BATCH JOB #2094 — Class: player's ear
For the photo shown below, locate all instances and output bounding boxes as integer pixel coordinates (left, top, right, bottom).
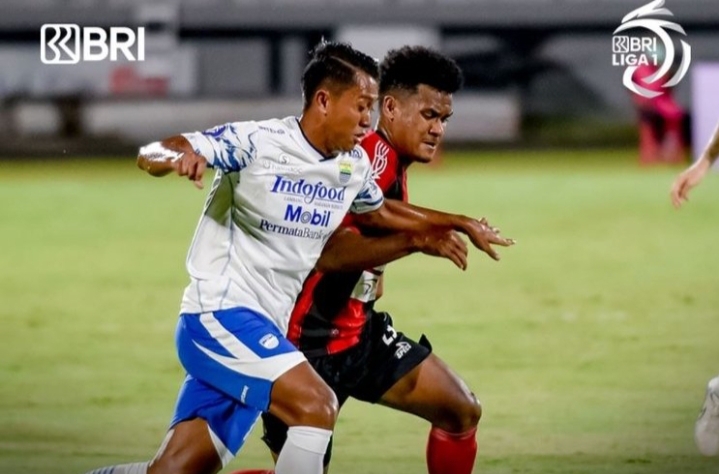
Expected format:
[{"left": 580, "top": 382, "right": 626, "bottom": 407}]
[
  {"left": 312, "top": 89, "right": 331, "bottom": 116},
  {"left": 382, "top": 95, "right": 397, "bottom": 120}
]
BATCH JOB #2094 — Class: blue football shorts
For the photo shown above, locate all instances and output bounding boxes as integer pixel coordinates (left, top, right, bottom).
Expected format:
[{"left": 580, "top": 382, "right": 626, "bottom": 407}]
[{"left": 170, "top": 306, "right": 305, "bottom": 464}]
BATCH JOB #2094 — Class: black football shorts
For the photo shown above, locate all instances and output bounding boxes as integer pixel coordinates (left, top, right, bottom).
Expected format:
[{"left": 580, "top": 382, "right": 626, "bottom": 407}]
[{"left": 261, "top": 310, "right": 432, "bottom": 462}]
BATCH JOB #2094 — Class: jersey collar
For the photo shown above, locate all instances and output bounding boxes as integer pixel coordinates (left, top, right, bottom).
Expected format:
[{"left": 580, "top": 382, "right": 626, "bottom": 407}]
[{"left": 294, "top": 117, "right": 338, "bottom": 161}]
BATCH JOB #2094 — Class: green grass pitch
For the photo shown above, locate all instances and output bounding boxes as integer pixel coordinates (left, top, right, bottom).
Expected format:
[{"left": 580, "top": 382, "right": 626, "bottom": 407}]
[{"left": 1, "top": 149, "right": 718, "bottom": 474}]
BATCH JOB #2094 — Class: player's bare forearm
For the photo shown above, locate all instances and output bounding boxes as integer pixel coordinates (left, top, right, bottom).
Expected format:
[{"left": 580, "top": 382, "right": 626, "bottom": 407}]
[
  {"left": 316, "top": 226, "right": 418, "bottom": 273},
  {"left": 355, "top": 199, "right": 514, "bottom": 261},
  {"left": 356, "top": 199, "right": 493, "bottom": 243},
  {"left": 137, "top": 136, "right": 189, "bottom": 176},
  {"left": 317, "top": 225, "right": 469, "bottom": 271},
  {"left": 137, "top": 136, "right": 208, "bottom": 188},
  {"left": 353, "top": 199, "right": 460, "bottom": 233},
  {"left": 701, "top": 122, "right": 719, "bottom": 164}
]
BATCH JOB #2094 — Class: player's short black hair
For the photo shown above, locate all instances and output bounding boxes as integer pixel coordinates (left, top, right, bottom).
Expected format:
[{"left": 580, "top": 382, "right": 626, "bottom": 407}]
[
  {"left": 379, "top": 46, "right": 463, "bottom": 97},
  {"left": 301, "top": 40, "right": 379, "bottom": 110}
]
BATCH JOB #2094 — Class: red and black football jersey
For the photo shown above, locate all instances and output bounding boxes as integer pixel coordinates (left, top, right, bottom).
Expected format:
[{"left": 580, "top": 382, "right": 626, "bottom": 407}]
[{"left": 286, "top": 131, "right": 408, "bottom": 356}]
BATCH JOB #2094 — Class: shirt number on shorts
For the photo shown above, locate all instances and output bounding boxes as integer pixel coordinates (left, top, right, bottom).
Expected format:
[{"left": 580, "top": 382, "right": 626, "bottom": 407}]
[{"left": 382, "top": 325, "right": 398, "bottom": 346}]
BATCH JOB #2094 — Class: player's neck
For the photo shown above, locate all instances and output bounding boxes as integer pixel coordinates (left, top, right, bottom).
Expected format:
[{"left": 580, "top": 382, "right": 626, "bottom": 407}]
[
  {"left": 376, "top": 122, "right": 412, "bottom": 167},
  {"left": 298, "top": 114, "right": 335, "bottom": 159},
  {"left": 376, "top": 122, "right": 396, "bottom": 150}
]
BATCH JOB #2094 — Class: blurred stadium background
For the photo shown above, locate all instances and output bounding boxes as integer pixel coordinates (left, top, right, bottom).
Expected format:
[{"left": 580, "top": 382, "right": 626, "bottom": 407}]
[
  {"left": 3, "top": 2, "right": 719, "bottom": 474},
  {"left": 1, "top": 0, "right": 718, "bottom": 154}
]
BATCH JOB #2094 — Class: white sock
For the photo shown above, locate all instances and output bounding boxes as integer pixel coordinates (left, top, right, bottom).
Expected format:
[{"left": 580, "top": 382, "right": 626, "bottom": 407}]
[
  {"left": 85, "top": 462, "right": 149, "bottom": 474},
  {"left": 274, "top": 426, "right": 332, "bottom": 474}
]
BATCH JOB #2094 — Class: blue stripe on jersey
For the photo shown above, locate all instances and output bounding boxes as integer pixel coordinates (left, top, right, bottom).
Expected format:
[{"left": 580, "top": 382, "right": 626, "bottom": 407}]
[
  {"left": 221, "top": 139, "right": 242, "bottom": 171},
  {"left": 198, "top": 126, "right": 258, "bottom": 173}
]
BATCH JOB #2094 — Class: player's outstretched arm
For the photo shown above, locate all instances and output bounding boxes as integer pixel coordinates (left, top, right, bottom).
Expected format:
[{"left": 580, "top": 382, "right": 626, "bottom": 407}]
[
  {"left": 316, "top": 226, "right": 469, "bottom": 272},
  {"left": 137, "top": 136, "right": 208, "bottom": 189},
  {"left": 671, "top": 122, "right": 719, "bottom": 208},
  {"left": 353, "top": 198, "right": 515, "bottom": 261}
]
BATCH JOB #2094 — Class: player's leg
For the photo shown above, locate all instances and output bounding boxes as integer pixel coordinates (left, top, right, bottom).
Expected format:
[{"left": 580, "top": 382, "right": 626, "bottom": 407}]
[
  {"left": 267, "top": 362, "right": 337, "bottom": 474},
  {"left": 230, "top": 413, "right": 334, "bottom": 474},
  {"left": 696, "top": 374, "right": 719, "bottom": 456},
  {"left": 176, "top": 307, "right": 337, "bottom": 474},
  {"left": 85, "top": 374, "right": 256, "bottom": 474},
  {"left": 349, "top": 311, "right": 480, "bottom": 474},
  {"left": 233, "top": 350, "right": 356, "bottom": 474},
  {"left": 83, "top": 420, "right": 221, "bottom": 474},
  {"left": 88, "top": 308, "right": 335, "bottom": 474},
  {"left": 145, "top": 375, "right": 260, "bottom": 474},
  {"left": 380, "top": 353, "right": 480, "bottom": 474},
  {"left": 86, "top": 463, "right": 149, "bottom": 474}
]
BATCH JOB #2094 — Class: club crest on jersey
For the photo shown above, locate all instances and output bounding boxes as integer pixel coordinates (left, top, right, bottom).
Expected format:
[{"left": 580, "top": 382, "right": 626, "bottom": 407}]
[{"left": 338, "top": 158, "right": 353, "bottom": 185}]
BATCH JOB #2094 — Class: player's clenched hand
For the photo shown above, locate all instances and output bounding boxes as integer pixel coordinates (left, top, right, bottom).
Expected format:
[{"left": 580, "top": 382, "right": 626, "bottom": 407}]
[
  {"left": 412, "top": 229, "right": 469, "bottom": 270},
  {"left": 174, "top": 151, "right": 208, "bottom": 190},
  {"left": 457, "top": 217, "right": 515, "bottom": 261},
  {"left": 670, "top": 157, "right": 711, "bottom": 208}
]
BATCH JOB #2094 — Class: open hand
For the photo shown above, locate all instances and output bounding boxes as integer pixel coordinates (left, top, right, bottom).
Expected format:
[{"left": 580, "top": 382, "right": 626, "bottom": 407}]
[
  {"left": 458, "top": 217, "right": 515, "bottom": 261},
  {"left": 413, "top": 229, "right": 469, "bottom": 270},
  {"left": 671, "top": 158, "right": 711, "bottom": 208}
]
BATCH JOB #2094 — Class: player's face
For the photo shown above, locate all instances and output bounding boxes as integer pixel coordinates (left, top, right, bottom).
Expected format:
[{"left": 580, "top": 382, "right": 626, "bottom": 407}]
[
  {"left": 326, "top": 72, "right": 378, "bottom": 154},
  {"left": 389, "top": 84, "right": 453, "bottom": 163}
]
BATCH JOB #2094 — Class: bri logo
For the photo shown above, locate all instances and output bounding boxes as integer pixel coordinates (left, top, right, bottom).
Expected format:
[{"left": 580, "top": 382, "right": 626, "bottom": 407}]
[
  {"left": 41, "top": 24, "right": 145, "bottom": 64},
  {"left": 284, "top": 204, "right": 332, "bottom": 227},
  {"left": 271, "top": 175, "right": 346, "bottom": 204}
]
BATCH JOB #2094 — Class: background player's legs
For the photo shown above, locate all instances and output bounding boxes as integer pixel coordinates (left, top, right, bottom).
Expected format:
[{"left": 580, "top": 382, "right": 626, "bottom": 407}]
[{"left": 379, "top": 354, "right": 481, "bottom": 474}]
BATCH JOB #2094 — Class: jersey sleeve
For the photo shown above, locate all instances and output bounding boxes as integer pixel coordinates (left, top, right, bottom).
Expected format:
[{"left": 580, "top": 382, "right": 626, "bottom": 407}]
[
  {"left": 350, "top": 163, "right": 384, "bottom": 214},
  {"left": 182, "top": 121, "right": 260, "bottom": 173}
]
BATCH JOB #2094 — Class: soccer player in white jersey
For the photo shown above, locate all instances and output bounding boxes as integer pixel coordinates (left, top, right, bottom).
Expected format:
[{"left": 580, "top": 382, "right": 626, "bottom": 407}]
[
  {"left": 671, "top": 121, "right": 719, "bottom": 456},
  {"left": 84, "top": 41, "right": 513, "bottom": 474}
]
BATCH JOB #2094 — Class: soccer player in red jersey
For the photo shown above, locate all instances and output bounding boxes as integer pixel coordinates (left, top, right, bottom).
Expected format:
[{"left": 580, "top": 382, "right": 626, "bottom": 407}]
[{"left": 235, "top": 46, "right": 490, "bottom": 474}]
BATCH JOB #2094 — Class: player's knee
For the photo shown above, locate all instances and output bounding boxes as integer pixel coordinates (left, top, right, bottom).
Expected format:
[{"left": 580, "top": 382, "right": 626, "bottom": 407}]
[
  {"left": 288, "top": 384, "right": 339, "bottom": 429},
  {"left": 309, "top": 385, "right": 339, "bottom": 427},
  {"left": 444, "top": 392, "right": 482, "bottom": 433},
  {"left": 464, "top": 394, "right": 482, "bottom": 428}
]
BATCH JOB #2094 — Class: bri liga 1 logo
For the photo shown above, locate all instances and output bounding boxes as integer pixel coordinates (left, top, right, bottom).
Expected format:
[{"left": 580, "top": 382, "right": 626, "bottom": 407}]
[{"left": 612, "top": 0, "right": 691, "bottom": 99}]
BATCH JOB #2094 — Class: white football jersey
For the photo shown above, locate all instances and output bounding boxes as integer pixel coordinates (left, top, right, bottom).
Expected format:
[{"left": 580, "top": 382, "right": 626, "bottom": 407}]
[{"left": 179, "top": 117, "right": 383, "bottom": 334}]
